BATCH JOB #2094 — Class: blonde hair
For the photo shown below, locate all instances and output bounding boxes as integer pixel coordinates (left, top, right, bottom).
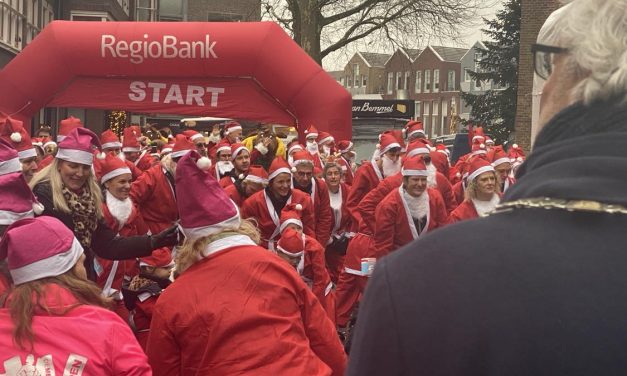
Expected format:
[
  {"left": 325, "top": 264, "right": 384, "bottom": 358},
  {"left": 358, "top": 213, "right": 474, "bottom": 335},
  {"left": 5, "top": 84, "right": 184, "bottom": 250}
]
[
  {"left": 175, "top": 219, "right": 261, "bottom": 275},
  {"left": 464, "top": 171, "right": 501, "bottom": 201},
  {"left": 6, "top": 267, "right": 111, "bottom": 351},
  {"left": 29, "top": 159, "right": 103, "bottom": 218}
]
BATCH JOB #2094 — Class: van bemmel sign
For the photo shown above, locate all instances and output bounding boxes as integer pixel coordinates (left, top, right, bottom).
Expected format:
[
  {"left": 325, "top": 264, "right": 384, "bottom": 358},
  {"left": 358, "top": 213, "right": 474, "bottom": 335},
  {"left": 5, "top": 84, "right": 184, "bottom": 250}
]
[{"left": 352, "top": 100, "right": 415, "bottom": 119}]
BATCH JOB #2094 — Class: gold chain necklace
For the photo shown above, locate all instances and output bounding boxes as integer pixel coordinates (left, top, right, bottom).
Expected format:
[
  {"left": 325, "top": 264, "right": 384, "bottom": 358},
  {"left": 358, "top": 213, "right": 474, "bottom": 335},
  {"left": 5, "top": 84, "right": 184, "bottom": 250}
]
[{"left": 492, "top": 197, "right": 627, "bottom": 215}]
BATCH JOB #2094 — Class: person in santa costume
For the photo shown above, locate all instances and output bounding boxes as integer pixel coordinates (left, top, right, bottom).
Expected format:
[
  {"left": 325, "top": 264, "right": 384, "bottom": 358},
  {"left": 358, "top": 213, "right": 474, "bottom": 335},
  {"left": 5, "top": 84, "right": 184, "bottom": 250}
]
[
  {"left": 404, "top": 120, "right": 428, "bottom": 144},
  {"left": 122, "top": 126, "right": 157, "bottom": 172},
  {"left": 0, "top": 216, "right": 151, "bottom": 375},
  {"left": 93, "top": 154, "right": 152, "bottom": 319},
  {"left": 211, "top": 141, "right": 235, "bottom": 180},
  {"left": 304, "top": 125, "right": 325, "bottom": 171},
  {"left": 291, "top": 150, "right": 333, "bottom": 246},
  {"left": 448, "top": 158, "right": 501, "bottom": 223},
  {"left": 221, "top": 120, "right": 243, "bottom": 144},
  {"left": 37, "top": 116, "right": 81, "bottom": 171},
  {"left": 277, "top": 222, "right": 336, "bottom": 323},
  {"left": 488, "top": 146, "right": 516, "bottom": 193},
  {"left": 30, "top": 128, "right": 178, "bottom": 281},
  {"left": 373, "top": 155, "right": 448, "bottom": 256},
  {"left": 182, "top": 129, "right": 208, "bottom": 157},
  {"left": 451, "top": 142, "right": 490, "bottom": 205},
  {"left": 146, "top": 151, "right": 346, "bottom": 376},
  {"left": 317, "top": 131, "right": 335, "bottom": 161},
  {"left": 286, "top": 139, "right": 304, "bottom": 165},
  {"left": 241, "top": 157, "right": 315, "bottom": 249},
  {"left": 130, "top": 134, "right": 194, "bottom": 238},
  {"left": 0, "top": 115, "right": 38, "bottom": 183},
  {"left": 99, "top": 129, "right": 143, "bottom": 180},
  {"left": 219, "top": 142, "right": 251, "bottom": 188},
  {"left": 123, "top": 248, "right": 173, "bottom": 351},
  {"left": 322, "top": 159, "right": 353, "bottom": 284},
  {"left": 508, "top": 143, "right": 526, "bottom": 175},
  {"left": 224, "top": 165, "right": 268, "bottom": 208},
  {"left": 335, "top": 140, "right": 356, "bottom": 186}
]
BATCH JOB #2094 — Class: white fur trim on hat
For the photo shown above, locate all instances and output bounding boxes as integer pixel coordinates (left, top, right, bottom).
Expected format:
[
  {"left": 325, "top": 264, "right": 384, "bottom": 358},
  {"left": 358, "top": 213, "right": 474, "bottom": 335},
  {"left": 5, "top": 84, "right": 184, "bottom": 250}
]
[
  {"left": 279, "top": 218, "right": 303, "bottom": 233},
  {"left": 492, "top": 158, "right": 511, "bottom": 167},
  {"left": 170, "top": 149, "right": 192, "bottom": 159},
  {"left": 139, "top": 259, "right": 175, "bottom": 268},
  {"left": 17, "top": 148, "right": 37, "bottom": 160},
  {"left": 0, "top": 157, "right": 22, "bottom": 176},
  {"left": 408, "top": 129, "right": 425, "bottom": 138},
  {"left": 269, "top": 167, "right": 291, "bottom": 181},
  {"left": 243, "top": 174, "right": 268, "bottom": 185},
  {"left": 276, "top": 245, "right": 304, "bottom": 257},
  {"left": 56, "top": 135, "right": 66, "bottom": 142},
  {"left": 306, "top": 133, "right": 318, "bottom": 139},
  {"left": 122, "top": 146, "right": 141, "bottom": 153},
  {"left": 102, "top": 141, "right": 122, "bottom": 149},
  {"left": 471, "top": 149, "right": 487, "bottom": 156},
  {"left": 467, "top": 165, "right": 495, "bottom": 183},
  {"left": 472, "top": 135, "right": 485, "bottom": 142},
  {"left": 56, "top": 148, "right": 95, "bottom": 166},
  {"left": 181, "top": 204, "right": 242, "bottom": 240},
  {"left": 406, "top": 147, "right": 430, "bottom": 158},
  {"left": 292, "top": 158, "right": 314, "bottom": 167},
  {"left": 224, "top": 125, "right": 242, "bottom": 135},
  {"left": 10, "top": 236, "right": 83, "bottom": 285},
  {"left": 318, "top": 136, "right": 334, "bottom": 145},
  {"left": 43, "top": 141, "right": 57, "bottom": 149},
  {"left": 217, "top": 145, "right": 231, "bottom": 154},
  {"left": 339, "top": 142, "right": 353, "bottom": 154},
  {"left": 288, "top": 144, "right": 303, "bottom": 154},
  {"left": 231, "top": 146, "right": 248, "bottom": 160},
  {"left": 255, "top": 143, "right": 269, "bottom": 155},
  {"left": 381, "top": 142, "right": 401, "bottom": 155},
  {"left": 0, "top": 208, "right": 34, "bottom": 225},
  {"left": 190, "top": 133, "right": 204, "bottom": 141},
  {"left": 101, "top": 167, "right": 132, "bottom": 184},
  {"left": 401, "top": 168, "right": 429, "bottom": 177}
]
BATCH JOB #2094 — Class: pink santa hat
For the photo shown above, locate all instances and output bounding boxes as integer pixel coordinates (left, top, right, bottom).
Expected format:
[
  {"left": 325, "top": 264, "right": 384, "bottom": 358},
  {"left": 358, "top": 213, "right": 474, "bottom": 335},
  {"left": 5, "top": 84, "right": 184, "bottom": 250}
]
[
  {"left": 175, "top": 151, "right": 241, "bottom": 240},
  {"left": 0, "top": 114, "right": 37, "bottom": 160},
  {"left": 57, "top": 116, "right": 83, "bottom": 142},
  {"left": 0, "top": 216, "right": 83, "bottom": 285},
  {"left": 277, "top": 227, "right": 305, "bottom": 257},
  {"left": 0, "top": 172, "right": 44, "bottom": 225},
  {"left": 0, "top": 138, "right": 22, "bottom": 176},
  {"left": 56, "top": 127, "right": 103, "bottom": 166}
]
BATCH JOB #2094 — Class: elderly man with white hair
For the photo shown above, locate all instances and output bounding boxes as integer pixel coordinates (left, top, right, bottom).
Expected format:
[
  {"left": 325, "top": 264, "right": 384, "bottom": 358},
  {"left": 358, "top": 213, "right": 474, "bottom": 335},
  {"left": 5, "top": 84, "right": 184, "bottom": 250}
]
[{"left": 348, "top": 1, "right": 627, "bottom": 375}]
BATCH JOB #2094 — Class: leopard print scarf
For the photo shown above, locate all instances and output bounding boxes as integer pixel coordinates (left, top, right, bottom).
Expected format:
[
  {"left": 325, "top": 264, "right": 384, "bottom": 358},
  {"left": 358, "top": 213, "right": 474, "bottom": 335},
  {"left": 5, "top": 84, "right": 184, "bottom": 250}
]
[{"left": 62, "top": 186, "right": 98, "bottom": 248}]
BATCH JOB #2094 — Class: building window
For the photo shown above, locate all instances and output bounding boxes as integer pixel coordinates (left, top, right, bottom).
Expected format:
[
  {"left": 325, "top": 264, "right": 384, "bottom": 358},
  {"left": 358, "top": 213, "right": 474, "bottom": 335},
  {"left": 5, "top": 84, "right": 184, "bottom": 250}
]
[
  {"left": 396, "top": 72, "right": 402, "bottom": 91},
  {"left": 136, "top": 0, "right": 157, "bottom": 21},
  {"left": 424, "top": 70, "right": 431, "bottom": 93},
  {"left": 447, "top": 70, "right": 456, "bottom": 91},
  {"left": 340, "top": 77, "right": 345, "bottom": 87},
  {"left": 348, "top": 77, "right": 352, "bottom": 87},
  {"left": 1, "top": 0, "right": 24, "bottom": 50},
  {"left": 415, "top": 71, "right": 422, "bottom": 93},
  {"left": 387, "top": 72, "right": 394, "bottom": 94},
  {"left": 353, "top": 64, "right": 360, "bottom": 88},
  {"left": 432, "top": 100, "right": 439, "bottom": 136},
  {"left": 207, "top": 11, "right": 243, "bottom": 21},
  {"left": 442, "top": 100, "right": 448, "bottom": 135},
  {"left": 362, "top": 75, "right": 367, "bottom": 87},
  {"left": 433, "top": 69, "right": 440, "bottom": 93},
  {"left": 404, "top": 71, "right": 411, "bottom": 90},
  {"left": 414, "top": 101, "right": 421, "bottom": 118},
  {"left": 159, "top": 0, "right": 185, "bottom": 21},
  {"left": 70, "top": 11, "right": 111, "bottom": 21},
  {"left": 464, "top": 68, "right": 471, "bottom": 82},
  {"left": 423, "top": 101, "right": 430, "bottom": 136}
]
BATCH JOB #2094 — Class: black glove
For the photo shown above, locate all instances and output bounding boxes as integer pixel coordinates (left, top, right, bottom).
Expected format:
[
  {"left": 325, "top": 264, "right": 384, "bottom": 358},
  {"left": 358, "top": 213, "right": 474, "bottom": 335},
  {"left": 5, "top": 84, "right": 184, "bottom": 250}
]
[{"left": 150, "top": 225, "right": 179, "bottom": 249}]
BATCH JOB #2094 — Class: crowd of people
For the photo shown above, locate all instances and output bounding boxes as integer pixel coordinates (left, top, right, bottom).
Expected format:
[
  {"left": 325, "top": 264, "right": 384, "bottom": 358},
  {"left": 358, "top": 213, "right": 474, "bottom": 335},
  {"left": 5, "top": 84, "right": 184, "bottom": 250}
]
[{"left": 0, "top": 105, "right": 523, "bottom": 375}]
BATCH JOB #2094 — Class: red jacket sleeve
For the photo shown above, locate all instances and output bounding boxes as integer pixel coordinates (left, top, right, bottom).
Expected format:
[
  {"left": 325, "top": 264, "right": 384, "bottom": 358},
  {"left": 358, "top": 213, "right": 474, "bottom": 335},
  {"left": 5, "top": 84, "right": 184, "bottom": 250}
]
[
  {"left": 429, "top": 189, "right": 449, "bottom": 230},
  {"left": 315, "top": 180, "right": 333, "bottom": 246},
  {"left": 130, "top": 168, "right": 156, "bottom": 206},
  {"left": 126, "top": 160, "right": 144, "bottom": 181},
  {"left": 147, "top": 303, "right": 182, "bottom": 376},
  {"left": 240, "top": 194, "right": 258, "bottom": 220},
  {"left": 300, "top": 195, "right": 316, "bottom": 239},
  {"left": 374, "top": 199, "right": 397, "bottom": 257},
  {"left": 346, "top": 166, "right": 370, "bottom": 228},
  {"left": 436, "top": 173, "right": 458, "bottom": 214},
  {"left": 358, "top": 176, "right": 398, "bottom": 235},
  {"left": 109, "top": 315, "right": 153, "bottom": 375}
]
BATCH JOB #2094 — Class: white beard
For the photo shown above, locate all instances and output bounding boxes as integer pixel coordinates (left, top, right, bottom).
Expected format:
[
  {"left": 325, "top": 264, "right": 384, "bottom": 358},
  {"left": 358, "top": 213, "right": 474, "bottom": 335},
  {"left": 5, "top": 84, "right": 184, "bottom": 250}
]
[
  {"left": 217, "top": 161, "right": 234, "bottom": 175},
  {"left": 106, "top": 190, "right": 133, "bottom": 227},
  {"left": 307, "top": 141, "right": 318, "bottom": 155},
  {"left": 472, "top": 194, "right": 500, "bottom": 217},
  {"left": 426, "top": 163, "right": 438, "bottom": 188},
  {"left": 382, "top": 155, "right": 401, "bottom": 177},
  {"left": 404, "top": 189, "right": 429, "bottom": 220},
  {"left": 322, "top": 145, "right": 331, "bottom": 156}
]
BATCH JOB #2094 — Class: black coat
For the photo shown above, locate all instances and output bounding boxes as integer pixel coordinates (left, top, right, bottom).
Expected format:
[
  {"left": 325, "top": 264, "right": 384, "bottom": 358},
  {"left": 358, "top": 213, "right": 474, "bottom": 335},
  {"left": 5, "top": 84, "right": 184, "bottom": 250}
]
[
  {"left": 32, "top": 182, "right": 153, "bottom": 280},
  {"left": 348, "top": 99, "right": 627, "bottom": 375}
]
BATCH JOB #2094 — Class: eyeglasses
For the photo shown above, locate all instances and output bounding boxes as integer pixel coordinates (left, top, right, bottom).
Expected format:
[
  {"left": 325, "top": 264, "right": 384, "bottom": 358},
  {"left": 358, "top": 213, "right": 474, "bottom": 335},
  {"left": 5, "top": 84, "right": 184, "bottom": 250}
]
[
  {"left": 531, "top": 43, "right": 568, "bottom": 80},
  {"left": 195, "top": 143, "right": 207, "bottom": 149}
]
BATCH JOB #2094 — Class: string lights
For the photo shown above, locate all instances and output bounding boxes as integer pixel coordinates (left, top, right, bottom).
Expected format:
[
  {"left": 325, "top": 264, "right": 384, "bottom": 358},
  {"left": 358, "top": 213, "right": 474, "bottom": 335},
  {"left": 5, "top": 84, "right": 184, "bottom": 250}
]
[{"left": 107, "top": 110, "right": 127, "bottom": 136}]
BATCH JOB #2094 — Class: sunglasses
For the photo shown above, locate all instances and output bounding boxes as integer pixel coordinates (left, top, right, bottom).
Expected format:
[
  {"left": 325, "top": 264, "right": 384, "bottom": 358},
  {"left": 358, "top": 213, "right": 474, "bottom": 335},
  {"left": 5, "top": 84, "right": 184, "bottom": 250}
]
[{"left": 531, "top": 43, "right": 568, "bottom": 80}]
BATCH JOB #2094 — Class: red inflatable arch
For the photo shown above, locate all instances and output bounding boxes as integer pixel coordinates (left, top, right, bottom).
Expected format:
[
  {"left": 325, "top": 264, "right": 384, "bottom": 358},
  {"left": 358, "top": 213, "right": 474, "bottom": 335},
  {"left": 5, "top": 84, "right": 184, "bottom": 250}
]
[{"left": 0, "top": 21, "right": 352, "bottom": 140}]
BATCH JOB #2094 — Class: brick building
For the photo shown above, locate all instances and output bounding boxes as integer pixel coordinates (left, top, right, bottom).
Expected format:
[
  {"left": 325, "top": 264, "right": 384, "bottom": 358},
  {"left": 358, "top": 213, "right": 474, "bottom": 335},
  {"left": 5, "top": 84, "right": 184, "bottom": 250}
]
[
  {"left": 382, "top": 47, "right": 421, "bottom": 100},
  {"left": 341, "top": 52, "right": 390, "bottom": 97},
  {"left": 514, "top": 0, "right": 561, "bottom": 151}
]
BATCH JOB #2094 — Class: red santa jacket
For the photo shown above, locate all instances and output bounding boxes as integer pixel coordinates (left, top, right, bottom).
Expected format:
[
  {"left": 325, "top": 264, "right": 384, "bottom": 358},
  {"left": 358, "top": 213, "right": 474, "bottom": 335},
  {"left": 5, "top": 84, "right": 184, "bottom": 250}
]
[
  {"left": 130, "top": 164, "right": 178, "bottom": 235},
  {"left": 374, "top": 187, "right": 448, "bottom": 257},
  {"left": 452, "top": 180, "right": 465, "bottom": 207},
  {"left": 146, "top": 236, "right": 346, "bottom": 376},
  {"left": 447, "top": 199, "right": 479, "bottom": 224},
  {"left": 294, "top": 177, "right": 333, "bottom": 246},
  {"left": 346, "top": 161, "right": 383, "bottom": 232},
  {"left": 37, "top": 154, "right": 54, "bottom": 171},
  {"left": 300, "top": 235, "right": 335, "bottom": 323},
  {"left": 336, "top": 156, "right": 354, "bottom": 186},
  {"left": 0, "top": 273, "right": 9, "bottom": 297},
  {"left": 241, "top": 189, "right": 316, "bottom": 249},
  {"left": 135, "top": 151, "right": 157, "bottom": 172},
  {"left": 219, "top": 175, "right": 235, "bottom": 189},
  {"left": 224, "top": 184, "right": 245, "bottom": 208},
  {"left": 0, "top": 284, "right": 151, "bottom": 375}
]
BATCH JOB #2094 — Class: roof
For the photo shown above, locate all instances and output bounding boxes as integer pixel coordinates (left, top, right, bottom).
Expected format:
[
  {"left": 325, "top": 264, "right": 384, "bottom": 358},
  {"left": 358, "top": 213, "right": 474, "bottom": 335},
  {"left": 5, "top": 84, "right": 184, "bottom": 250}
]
[
  {"left": 404, "top": 48, "right": 423, "bottom": 61},
  {"left": 357, "top": 52, "right": 392, "bottom": 67},
  {"left": 430, "top": 46, "right": 469, "bottom": 62}
]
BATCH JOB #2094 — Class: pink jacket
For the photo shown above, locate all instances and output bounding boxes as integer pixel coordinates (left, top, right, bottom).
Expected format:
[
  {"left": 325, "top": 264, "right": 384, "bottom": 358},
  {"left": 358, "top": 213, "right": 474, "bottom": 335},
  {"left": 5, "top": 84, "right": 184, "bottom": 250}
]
[{"left": 0, "top": 284, "right": 151, "bottom": 375}]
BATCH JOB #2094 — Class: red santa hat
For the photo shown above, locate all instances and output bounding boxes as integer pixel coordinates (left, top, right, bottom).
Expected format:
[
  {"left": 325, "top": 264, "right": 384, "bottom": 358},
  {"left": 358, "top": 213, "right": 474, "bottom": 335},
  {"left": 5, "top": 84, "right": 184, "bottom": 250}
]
[
  {"left": 277, "top": 227, "right": 304, "bottom": 257},
  {"left": 223, "top": 121, "right": 242, "bottom": 135},
  {"left": 488, "top": 147, "right": 511, "bottom": 167},
  {"left": 508, "top": 143, "right": 526, "bottom": 162},
  {"left": 215, "top": 141, "right": 231, "bottom": 157},
  {"left": 401, "top": 155, "right": 428, "bottom": 177},
  {"left": 317, "top": 131, "right": 334, "bottom": 145},
  {"left": 175, "top": 151, "right": 241, "bottom": 240},
  {"left": 287, "top": 140, "right": 304, "bottom": 155},
  {"left": 0, "top": 216, "right": 83, "bottom": 285},
  {"left": 0, "top": 114, "right": 37, "bottom": 160},
  {"left": 467, "top": 157, "right": 495, "bottom": 183},
  {"left": 406, "top": 120, "right": 425, "bottom": 139},
  {"left": 0, "top": 172, "right": 43, "bottom": 225},
  {"left": 243, "top": 165, "right": 269, "bottom": 185},
  {"left": 42, "top": 137, "right": 57, "bottom": 150},
  {"left": 57, "top": 116, "right": 83, "bottom": 142},
  {"left": 268, "top": 157, "right": 292, "bottom": 180},
  {"left": 436, "top": 144, "right": 449, "bottom": 155},
  {"left": 336, "top": 140, "right": 353, "bottom": 154},
  {"left": 139, "top": 248, "right": 174, "bottom": 268},
  {"left": 472, "top": 126, "right": 486, "bottom": 143},
  {"left": 122, "top": 126, "right": 141, "bottom": 153},
  {"left": 291, "top": 150, "right": 314, "bottom": 168},
  {"left": 0, "top": 138, "right": 21, "bottom": 176},
  {"left": 230, "top": 143, "right": 248, "bottom": 160},
  {"left": 182, "top": 130, "right": 205, "bottom": 142},
  {"left": 379, "top": 132, "right": 401, "bottom": 155},
  {"left": 485, "top": 136, "right": 495, "bottom": 146},
  {"left": 406, "top": 139, "right": 431, "bottom": 158},
  {"left": 279, "top": 203, "right": 303, "bottom": 233},
  {"left": 171, "top": 134, "right": 196, "bottom": 159},
  {"left": 56, "top": 128, "right": 103, "bottom": 166},
  {"left": 97, "top": 153, "right": 132, "bottom": 184},
  {"left": 304, "top": 125, "right": 319, "bottom": 139},
  {"left": 471, "top": 141, "right": 487, "bottom": 156},
  {"left": 100, "top": 129, "right": 122, "bottom": 150}
]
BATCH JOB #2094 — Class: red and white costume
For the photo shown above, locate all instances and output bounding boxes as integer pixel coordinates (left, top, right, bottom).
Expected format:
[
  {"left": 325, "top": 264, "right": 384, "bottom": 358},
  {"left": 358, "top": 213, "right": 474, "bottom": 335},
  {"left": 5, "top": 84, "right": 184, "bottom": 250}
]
[
  {"left": 448, "top": 158, "right": 501, "bottom": 224},
  {"left": 325, "top": 182, "right": 352, "bottom": 284},
  {"left": 130, "top": 164, "right": 177, "bottom": 235},
  {"left": 336, "top": 140, "right": 355, "bottom": 186}
]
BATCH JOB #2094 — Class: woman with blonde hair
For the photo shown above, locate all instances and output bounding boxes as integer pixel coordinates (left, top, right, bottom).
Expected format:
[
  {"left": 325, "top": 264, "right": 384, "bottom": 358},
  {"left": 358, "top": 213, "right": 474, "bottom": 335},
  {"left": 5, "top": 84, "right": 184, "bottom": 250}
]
[
  {"left": 0, "top": 216, "right": 150, "bottom": 375},
  {"left": 147, "top": 151, "right": 346, "bottom": 376},
  {"left": 30, "top": 127, "right": 178, "bottom": 280},
  {"left": 447, "top": 157, "right": 501, "bottom": 224}
]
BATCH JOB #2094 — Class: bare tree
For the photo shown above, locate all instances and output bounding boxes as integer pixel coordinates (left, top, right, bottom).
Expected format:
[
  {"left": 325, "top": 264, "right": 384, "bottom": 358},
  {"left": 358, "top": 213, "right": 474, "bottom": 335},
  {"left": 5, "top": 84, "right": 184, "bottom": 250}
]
[{"left": 263, "top": 0, "right": 487, "bottom": 65}]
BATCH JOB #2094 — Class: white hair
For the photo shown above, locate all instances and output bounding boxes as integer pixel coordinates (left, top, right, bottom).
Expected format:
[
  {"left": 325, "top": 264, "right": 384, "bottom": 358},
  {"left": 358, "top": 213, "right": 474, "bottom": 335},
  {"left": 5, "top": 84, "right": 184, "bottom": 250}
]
[{"left": 550, "top": 0, "right": 627, "bottom": 104}]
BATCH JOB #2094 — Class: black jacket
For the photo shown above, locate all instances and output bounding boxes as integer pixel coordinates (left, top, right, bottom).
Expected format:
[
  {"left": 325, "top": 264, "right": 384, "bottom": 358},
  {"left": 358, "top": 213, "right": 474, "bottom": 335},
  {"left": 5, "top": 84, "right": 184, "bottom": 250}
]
[
  {"left": 32, "top": 182, "right": 153, "bottom": 280},
  {"left": 347, "top": 99, "right": 627, "bottom": 375}
]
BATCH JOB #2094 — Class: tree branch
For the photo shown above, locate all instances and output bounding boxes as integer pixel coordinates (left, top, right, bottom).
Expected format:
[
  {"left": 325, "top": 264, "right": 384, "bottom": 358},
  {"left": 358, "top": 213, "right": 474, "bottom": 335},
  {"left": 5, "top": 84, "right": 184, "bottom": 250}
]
[{"left": 321, "top": 0, "right": 386, "bottom": 26}]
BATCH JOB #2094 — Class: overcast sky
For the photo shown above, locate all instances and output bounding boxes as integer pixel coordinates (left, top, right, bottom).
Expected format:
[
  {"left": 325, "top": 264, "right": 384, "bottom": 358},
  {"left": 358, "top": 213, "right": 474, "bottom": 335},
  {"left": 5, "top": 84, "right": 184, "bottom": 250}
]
[{"left": 322, "top": 1, "right": 506, "bottom": 71}]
